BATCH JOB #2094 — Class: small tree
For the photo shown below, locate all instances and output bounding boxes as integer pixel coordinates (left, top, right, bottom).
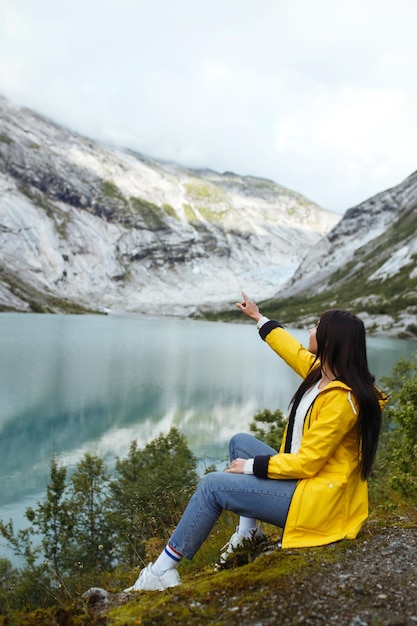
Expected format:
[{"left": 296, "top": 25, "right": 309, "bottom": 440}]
[
  {"left": 0, "top": 457, "right": 70, "bottom": 596},
  {"left": 0, "top": 452, "right": 113, "bottom": 607},
  {"left": 249, "top": 407, "right": 287, "bottom": 451},
  {"left": 109, "top": 427, "right": 198, "bottom": 565},
  {"left": 65, "top": 453, "right": 113, "bottom": 572},
  {"left": 0, "top": 558, "right": 17, "bottom": 614},
  {"left": 0, "top": 456, "right": 74, "bottom": 611},
  {"left": 25, "top": 457, "right": 73, "bottom": 576}
]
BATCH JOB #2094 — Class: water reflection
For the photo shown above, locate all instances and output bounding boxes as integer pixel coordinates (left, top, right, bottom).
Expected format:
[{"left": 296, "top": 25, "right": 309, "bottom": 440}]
[{"left": 0, "top": 313, "right": 415, "bottom": 543}]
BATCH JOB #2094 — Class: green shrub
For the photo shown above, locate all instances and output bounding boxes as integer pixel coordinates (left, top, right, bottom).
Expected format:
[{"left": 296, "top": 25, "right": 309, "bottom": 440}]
[
  {"left": 248, "top": 407, "right": 287, "bottom": 451},
  {"left": 0, "top": 428, "right": 198, "bottom": 613},
  {"left": 108, "top": 428, "right": 198, "bottom": 566},
  {"left": 371, "top": 353, "right": 417, "bottom": 511}
]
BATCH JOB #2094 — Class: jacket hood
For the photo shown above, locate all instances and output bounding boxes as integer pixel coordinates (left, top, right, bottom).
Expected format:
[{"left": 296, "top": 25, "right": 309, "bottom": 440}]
[{"left": 321, "top": 380, "right": 389, "bottom": 411}]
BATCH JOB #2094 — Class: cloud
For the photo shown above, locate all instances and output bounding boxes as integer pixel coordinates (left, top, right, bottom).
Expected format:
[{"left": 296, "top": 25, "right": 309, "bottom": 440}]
[{"left": 1, "top": 0, "right": 417, "bottom": 212}]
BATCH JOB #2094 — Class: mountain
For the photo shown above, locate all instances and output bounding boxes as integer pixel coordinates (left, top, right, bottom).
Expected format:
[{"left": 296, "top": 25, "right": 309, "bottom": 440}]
[
  {"left": 0, "top": 95, "right": 339, "bottom": 316},
  {"left": 259, "top": 170, "right": 417, "bottom": 338}
]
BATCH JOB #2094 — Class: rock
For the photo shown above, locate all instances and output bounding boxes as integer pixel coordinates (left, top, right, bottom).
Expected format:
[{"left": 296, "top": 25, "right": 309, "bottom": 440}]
[{"left": 81, "top": 586, "right": 130, "bottom": 616}]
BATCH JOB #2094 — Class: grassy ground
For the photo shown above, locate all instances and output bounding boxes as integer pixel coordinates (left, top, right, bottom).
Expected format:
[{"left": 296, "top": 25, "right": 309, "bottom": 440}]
[{"left": 2, "top": 510, "right": 416, "bottom": 626}]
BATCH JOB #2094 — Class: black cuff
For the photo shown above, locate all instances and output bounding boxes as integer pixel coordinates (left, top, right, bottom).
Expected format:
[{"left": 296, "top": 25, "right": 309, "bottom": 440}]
[
  {"left": 259, "top": 320, "right": 283, "bottom": 341},
  {"left": 253, "top": 455, "right": 271, "bottom": 479}
]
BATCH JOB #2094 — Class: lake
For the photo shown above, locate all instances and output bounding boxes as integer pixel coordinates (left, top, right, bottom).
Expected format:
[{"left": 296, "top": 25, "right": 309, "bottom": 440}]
[{"left": 0, "top": 313, "right": 415, "bottom": 560}]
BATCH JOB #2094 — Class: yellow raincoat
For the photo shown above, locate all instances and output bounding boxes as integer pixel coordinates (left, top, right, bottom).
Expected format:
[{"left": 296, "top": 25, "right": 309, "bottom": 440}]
[{"left": 261, "top": 325, "right": 387, "bottom": 549}]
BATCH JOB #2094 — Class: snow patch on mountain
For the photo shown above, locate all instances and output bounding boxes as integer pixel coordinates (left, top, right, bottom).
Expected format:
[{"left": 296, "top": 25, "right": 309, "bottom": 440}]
[{"left": 369, "top": 244, "right": 415, "bottom": 281}]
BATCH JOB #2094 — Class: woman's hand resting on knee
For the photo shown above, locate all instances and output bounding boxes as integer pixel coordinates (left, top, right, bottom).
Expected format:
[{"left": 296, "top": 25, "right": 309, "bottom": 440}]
[{"left": 226, "top": 458, "right": 246, "bottom": 473}]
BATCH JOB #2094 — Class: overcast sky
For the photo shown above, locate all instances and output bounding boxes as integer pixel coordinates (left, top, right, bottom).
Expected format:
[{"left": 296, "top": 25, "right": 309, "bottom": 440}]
[{"left": 1, "top": 0, "right": 417, "bottom": 213}]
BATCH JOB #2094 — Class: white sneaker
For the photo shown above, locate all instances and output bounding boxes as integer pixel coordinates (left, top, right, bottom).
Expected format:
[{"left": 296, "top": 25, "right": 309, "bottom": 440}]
[
  {"left": 123, "top": 563, "right": 181, "bottom": 592},
  {"left": 219, "top": 525, "right": 266, "bottom": 564}
]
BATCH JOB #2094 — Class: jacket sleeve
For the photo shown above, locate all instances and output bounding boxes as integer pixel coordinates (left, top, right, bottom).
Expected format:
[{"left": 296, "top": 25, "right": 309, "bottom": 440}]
[
  {"left": 260, "top": 325, "right": 318, "bottom": 379},
  {"left": 254, "top": 389, "right": 359, "bottom": 480}
]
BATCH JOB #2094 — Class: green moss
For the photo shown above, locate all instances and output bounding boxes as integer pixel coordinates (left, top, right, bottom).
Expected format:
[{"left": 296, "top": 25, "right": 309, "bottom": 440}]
[
  {"left": 185, "top": 181, "right": 228, "bottom": 204},
  {"left": 162, "top": 203, "right": 178, "bottom": 219},
  {"left": 17, "top": 183, "right": 70, "bottom": 237},
  {"left": 181, "top": 206, "right": 220, "bottom": 228},
  {"left": 0, "top": 267, "right": 102, "bottom": 315},
  {"left": 105, "top": 535, "right": 359, "bottom": 625},
  {"left": 45, "top": 298, "right": 103, "bottom": 315},
  {"left": 182, "top": 180, "right": 230, "bottom": 225},
  {"left": 29, "top": 301, "right": 47, "bottom": 313},
  {"left": 101, "top": 180, "right": 127, "bottom": 205},
  {"left": 198, "top": 205, "right": 227, "bottom": 222},
  {"left": 130, "top": 196, "right": 168, "bottom": 230},
  {"left": 183, "top": 203, "right": 199, "bottom": 223},
  {"left": 29, "top": 297, "right": 102, "bottom": 315},
  {"left": 0, "top": 132, "right": 13, "bottom": 144},
  {"left": 101, "top": 180, "right": 118, "bottom": 197}
]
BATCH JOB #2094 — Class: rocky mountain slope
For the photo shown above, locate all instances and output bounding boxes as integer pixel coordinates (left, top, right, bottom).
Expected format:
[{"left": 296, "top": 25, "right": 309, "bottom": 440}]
[
  {"left": 0, "top": 95, "right": 339, "bottom": 316},
  {"left": 263, "top": 170, "right": 417, "bottom": 338}
]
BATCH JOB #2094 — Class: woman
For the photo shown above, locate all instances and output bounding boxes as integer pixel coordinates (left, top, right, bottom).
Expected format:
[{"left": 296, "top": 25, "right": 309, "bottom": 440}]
[{"left": 124, "top": 292, "right": 388, "bottom": 592}]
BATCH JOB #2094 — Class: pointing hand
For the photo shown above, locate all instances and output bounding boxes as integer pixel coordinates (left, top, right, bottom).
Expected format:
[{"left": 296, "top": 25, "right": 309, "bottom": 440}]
[{"left": 236, "top": 291, "right": 262, "bottom": 322}]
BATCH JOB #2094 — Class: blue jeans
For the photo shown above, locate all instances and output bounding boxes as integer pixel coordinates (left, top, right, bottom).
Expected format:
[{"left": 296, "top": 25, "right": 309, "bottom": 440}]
[{"left": 169, "top": 433, "right": 297, "bottom": 559}]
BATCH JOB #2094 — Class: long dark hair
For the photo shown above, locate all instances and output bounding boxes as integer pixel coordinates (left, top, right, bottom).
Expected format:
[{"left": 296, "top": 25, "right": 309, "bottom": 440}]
[{"left": 290, "top": 310, "right": 383, "bottom": 480}]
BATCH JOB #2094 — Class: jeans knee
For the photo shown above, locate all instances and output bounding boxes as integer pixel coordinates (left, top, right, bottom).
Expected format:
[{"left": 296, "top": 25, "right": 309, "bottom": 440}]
[
  {"left": 229, "top": 432, "right": 257, "bottom": 460},
  {"left": 229, "top": 432, "right": 248, "bottom": 459}
]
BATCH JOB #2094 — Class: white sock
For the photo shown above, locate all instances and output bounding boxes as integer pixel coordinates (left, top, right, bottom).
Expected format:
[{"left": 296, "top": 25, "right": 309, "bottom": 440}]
[
  {"left": 151, "top": 544, "right": 182, "bottom": 576},
  {"left": 238, "top": 516, "right": 257, "bottom": 537}
]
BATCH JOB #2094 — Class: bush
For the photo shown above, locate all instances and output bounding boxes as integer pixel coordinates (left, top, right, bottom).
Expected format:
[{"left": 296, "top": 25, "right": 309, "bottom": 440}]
[
  {"left": 0, "top": 427, "right": 198, "bottom": 613},
  {"left": 249, "top": 407, "right": 287, "bottom": 451},
  {"left": 108, "top": 428, "right": 198, "bottom": 566},
  {"left": 371, "top": 353, "right": 417, "bottom": 512}
]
